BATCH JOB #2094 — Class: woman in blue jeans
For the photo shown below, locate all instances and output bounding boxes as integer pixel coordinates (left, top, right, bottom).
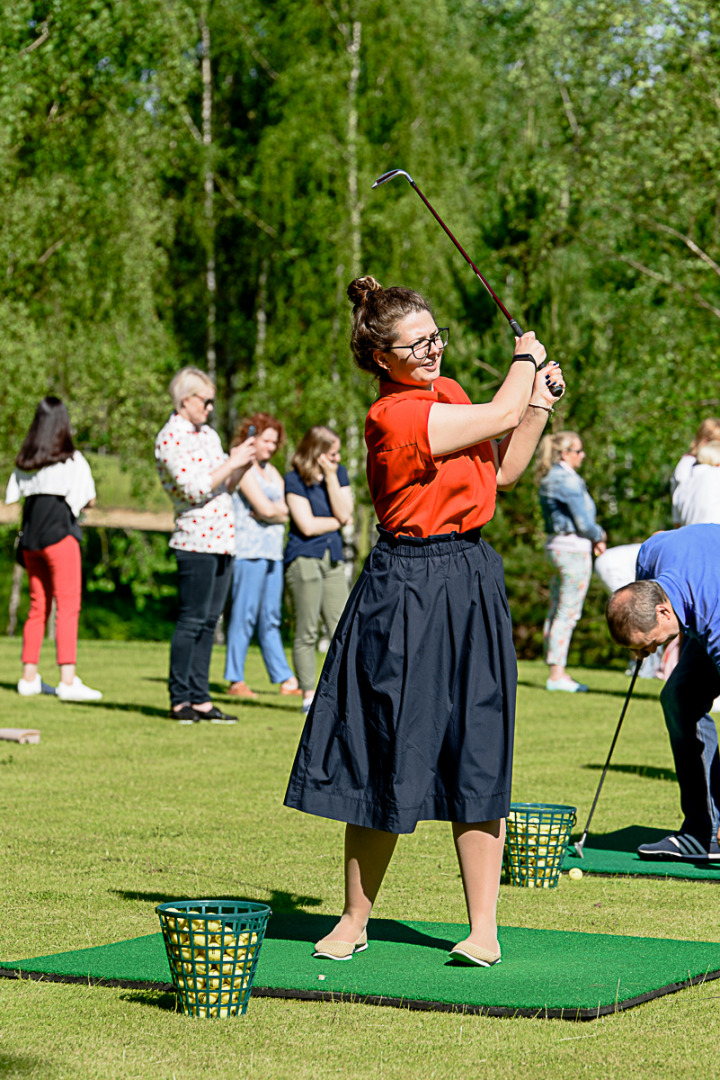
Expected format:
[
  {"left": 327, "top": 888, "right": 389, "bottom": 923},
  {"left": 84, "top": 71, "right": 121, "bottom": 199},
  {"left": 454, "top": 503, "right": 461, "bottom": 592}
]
[
  {"left": 537, "top": 431, "right": 606, "bottom": 693},
  {"left": 155, "top": 367, "right": 255, "bottom": 723},
  {"left": 224, "top": 413, "right": 300, "bottom": 699}
]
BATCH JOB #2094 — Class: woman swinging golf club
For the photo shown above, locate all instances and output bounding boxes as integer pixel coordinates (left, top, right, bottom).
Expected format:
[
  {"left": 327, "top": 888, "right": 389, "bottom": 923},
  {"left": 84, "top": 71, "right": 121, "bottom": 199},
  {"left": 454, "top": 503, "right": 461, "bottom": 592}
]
[{"left": 284, "top": 276, "right": 564, "bottom": 967}]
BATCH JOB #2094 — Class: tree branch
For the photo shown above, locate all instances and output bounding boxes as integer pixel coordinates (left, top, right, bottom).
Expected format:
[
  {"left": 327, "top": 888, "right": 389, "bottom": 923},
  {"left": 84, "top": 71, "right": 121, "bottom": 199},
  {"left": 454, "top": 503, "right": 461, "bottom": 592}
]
[
  {"left": 37, "top": 238, "right": 67, "bottom": 265},
  {"left": 179, "top": 107, "right": 202, "bottom": 143},
  {"left": 20, "top": 20, "right": 51, "bottom": 55},
  {"left": 556, "top": 79, "right": 580, "bottom": 139},
  {"left": 215, "top": 176, "right": 278, "bottom": 239},
  {"left": 644, "top": 218, "right": 720, "bottom": 279},
  {"left": 614, "top": 252, "right": 720, "bottom": 320}
]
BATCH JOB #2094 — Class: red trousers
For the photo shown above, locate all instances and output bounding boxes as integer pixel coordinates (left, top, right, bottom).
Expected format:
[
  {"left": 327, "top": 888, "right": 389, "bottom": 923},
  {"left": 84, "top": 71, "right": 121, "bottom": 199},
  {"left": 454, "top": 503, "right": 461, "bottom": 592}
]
[{"left": 22, "top": 535, "right": 82, "bottom": 666}]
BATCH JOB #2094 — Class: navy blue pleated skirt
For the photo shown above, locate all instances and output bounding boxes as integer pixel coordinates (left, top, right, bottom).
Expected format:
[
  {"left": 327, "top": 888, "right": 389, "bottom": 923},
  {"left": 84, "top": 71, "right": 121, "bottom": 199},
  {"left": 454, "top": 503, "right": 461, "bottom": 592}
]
[{"left": 283, "top": 528, "right": 517, "bottom": 834}]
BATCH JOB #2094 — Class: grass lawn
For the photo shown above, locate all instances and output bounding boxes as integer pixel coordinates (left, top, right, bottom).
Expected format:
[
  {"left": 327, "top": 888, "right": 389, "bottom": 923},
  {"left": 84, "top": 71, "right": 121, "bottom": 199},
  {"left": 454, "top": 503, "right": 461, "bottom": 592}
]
[{"left": 0, "top": 638, "right": 718, "bottom": 1079}]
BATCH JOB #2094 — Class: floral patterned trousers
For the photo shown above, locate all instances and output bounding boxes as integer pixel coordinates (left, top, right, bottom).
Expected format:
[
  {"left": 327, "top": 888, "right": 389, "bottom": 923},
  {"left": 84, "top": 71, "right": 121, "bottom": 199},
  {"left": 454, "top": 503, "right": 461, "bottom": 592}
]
[{"left": 543, "top": 548, "right": 592, "bottom": 667}]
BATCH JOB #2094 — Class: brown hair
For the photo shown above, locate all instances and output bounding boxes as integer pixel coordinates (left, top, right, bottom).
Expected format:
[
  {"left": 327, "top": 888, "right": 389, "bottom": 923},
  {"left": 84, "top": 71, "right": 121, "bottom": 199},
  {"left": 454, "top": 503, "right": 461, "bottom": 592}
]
[
  {"left": 232, "top": 412, "right": 285, "bottom": 449},
  {"left": 605, "top": 581, "right": 669, "bottom": 645},
  {"left": 689, "top": 418, "right": 720, "bottom": 456},
  {"left": 348, "top": 275, "right": 431, "bottom": 378},
  {"left": 291, "top": 426, "right": 340, "bottom": 486},
  {"left": 535, "top": 431, "right": 582, "bottom": 482}
]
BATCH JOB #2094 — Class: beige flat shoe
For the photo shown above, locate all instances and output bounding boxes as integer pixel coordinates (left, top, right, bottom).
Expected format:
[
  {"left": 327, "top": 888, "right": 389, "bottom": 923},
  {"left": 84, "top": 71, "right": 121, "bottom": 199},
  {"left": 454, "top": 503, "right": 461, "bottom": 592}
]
[
  {"left": 448, "top": 939, "right": 501, "bottom": 967},
  {"left": 313, "top": 929, "right": 368, "bottom": 961}
]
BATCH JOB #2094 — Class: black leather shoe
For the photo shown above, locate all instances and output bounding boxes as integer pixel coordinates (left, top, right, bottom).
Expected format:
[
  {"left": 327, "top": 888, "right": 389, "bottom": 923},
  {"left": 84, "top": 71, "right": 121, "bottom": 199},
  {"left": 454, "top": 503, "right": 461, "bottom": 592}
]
[
  {"left": 170, "top": 705, "right": 199, "bottom": 724},
  {"left": 192, "top": 705, "right": 238, "bottom": 724}
]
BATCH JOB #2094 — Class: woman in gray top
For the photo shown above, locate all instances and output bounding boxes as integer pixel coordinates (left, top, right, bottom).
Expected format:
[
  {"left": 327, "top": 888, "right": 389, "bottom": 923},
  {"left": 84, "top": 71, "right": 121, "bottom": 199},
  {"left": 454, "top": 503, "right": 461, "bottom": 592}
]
[
  {"left": 536, "top": 431, "right": 606, "bottom": 692},
  {"left": 225, "top": 413, "right": 300, "bottom": 699}
]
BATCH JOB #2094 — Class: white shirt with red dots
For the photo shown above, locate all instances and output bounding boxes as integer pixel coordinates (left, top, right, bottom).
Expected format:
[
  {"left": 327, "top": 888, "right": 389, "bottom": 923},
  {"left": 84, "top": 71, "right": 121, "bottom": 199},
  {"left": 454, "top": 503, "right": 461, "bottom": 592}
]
[{"left": 155, "top": 412, "right": 235, "bottom": 554}]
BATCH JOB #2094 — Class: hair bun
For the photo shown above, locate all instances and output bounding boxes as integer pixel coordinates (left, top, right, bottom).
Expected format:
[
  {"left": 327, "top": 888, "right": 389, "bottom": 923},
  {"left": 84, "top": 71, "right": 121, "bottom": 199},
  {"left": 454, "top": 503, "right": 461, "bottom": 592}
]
[{"left": 347, "top": 276, "right": 382, "bottom": 308}]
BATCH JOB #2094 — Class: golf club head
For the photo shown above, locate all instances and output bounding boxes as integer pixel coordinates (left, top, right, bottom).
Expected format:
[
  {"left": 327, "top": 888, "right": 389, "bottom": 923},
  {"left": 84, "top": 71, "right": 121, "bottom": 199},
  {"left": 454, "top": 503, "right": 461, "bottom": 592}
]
[
  {"left": 573, "top": 841, "right": 585, "bottom": 859},
  {"left": 372, "top": 169, "right": 415, "bottom": 189}
]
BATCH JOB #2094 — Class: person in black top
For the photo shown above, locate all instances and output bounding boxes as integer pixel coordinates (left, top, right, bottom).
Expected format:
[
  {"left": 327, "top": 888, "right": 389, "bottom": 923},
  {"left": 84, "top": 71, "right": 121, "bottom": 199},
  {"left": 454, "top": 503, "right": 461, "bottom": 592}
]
[{"left": 5, "top": 397, "right": 101, "bottom": 701}]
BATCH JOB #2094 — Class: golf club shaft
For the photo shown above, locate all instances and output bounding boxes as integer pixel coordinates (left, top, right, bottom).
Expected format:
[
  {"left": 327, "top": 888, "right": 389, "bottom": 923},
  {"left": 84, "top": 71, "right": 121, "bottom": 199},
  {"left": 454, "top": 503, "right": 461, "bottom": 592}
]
[
  {"left": 408, "top": 183, "right": 520, "bottom": 331},
  {"left": 372, "top": 169, "right": 562, "bottom": 396},
  {"left": 575, "top": 658, "right": 642, "bottom": 855}
]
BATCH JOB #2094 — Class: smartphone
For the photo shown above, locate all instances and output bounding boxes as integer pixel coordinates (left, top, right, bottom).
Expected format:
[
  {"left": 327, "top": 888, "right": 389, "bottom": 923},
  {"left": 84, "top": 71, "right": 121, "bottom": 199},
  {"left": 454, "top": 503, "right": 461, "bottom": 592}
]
[{"left": 248, "top": 425, "right": 256, "bottom": 437}]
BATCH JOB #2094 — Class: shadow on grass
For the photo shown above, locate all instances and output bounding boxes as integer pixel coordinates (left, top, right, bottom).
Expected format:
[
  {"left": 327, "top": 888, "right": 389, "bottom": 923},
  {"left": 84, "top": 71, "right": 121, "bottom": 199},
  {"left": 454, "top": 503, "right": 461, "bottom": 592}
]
[
  {"left": 119, "top": 989, "right": 179, "bottom": 1013},
  {"left": 96, "top": 702, "right": 171, "bottom": 719},
  {"left": 0, "top": 1052, "right": 56, "bottom": 1077},
  {"left": 110, "top": 887, "right": 324, "bottom": 914},
  {"left": 517, "top": 678, "right": 661, "bottom": 702},
  {"left": 569, "top": 825, "right": 673, "bottom": 851},
  {"left": 583, "top": 762, "right": 677, "bottom": 782}
]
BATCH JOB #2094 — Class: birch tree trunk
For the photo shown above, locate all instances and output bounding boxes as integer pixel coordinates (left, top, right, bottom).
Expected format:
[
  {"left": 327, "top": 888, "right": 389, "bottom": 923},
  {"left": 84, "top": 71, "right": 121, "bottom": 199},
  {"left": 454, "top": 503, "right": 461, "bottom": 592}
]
[{"left": 200, "top": 12, "right": 216, "bottom": 380}]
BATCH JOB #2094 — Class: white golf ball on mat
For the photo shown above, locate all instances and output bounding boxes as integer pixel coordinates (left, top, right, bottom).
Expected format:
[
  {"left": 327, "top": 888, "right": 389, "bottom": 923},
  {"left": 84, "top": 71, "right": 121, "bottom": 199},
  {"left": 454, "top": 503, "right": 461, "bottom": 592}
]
[{"left": 568, "top": 867, "right": 583, "bottom": 881}]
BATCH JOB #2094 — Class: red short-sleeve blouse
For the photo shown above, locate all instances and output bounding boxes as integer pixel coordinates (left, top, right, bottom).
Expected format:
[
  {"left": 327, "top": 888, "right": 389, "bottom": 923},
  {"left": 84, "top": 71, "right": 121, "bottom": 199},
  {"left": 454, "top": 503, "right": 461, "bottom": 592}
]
[{"left": 365, "top": 376, "right": 498, "bottom": 537}]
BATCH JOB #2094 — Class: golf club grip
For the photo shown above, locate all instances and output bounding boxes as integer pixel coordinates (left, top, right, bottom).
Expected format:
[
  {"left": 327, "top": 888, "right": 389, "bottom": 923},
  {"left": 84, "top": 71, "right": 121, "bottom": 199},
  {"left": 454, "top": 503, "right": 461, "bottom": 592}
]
[{"left": 511, "top": 320, "right": 563, "bottom": 399}]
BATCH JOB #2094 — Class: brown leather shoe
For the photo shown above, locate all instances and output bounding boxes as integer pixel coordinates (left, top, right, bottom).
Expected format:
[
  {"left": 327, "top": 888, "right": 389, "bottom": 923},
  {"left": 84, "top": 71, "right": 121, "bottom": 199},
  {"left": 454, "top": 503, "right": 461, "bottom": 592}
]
[
  {"left": 280, "top": 679, "right": 303, "bottom": 696},
  {"left": 227, "top": 681, "right": 258, "bottom": 699}
]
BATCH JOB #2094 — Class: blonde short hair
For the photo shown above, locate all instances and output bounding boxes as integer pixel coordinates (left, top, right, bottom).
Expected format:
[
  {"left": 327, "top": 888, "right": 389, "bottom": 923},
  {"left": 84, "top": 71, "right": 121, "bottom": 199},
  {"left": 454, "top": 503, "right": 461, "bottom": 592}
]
[
  {"left": 169, "top": 367, "right": 215, "bottom": 411},
  {"left": 696, "top": 440, "right": 720, "bottom": 467},
  {"left": 689, "top": 418, "right": 720, "bottom": 455}
]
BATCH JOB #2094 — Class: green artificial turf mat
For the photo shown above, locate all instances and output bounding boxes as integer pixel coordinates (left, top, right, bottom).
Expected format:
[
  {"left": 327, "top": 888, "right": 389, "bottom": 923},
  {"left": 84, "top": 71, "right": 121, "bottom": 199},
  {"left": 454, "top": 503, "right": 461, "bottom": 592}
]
[
  {"left": 562, "top": 826, "right": 720, "bottom": 879},
  {"left": 3, "top": 913, "right": 719, "bottom": 1020}
]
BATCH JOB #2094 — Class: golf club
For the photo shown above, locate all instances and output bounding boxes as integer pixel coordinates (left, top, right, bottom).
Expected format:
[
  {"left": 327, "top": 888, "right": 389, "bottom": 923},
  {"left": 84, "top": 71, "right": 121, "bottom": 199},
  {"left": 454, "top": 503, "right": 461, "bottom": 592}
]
[
  {"left": 573, "top": 658, "right": 642, "bottom": 858},
  {"left": 371, "top": 169, "right": 563, "bottom": 398}
]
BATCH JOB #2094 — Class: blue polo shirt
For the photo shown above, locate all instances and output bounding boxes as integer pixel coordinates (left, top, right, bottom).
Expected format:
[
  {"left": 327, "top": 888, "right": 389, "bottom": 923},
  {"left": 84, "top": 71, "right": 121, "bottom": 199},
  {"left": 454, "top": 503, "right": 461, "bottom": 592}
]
[
  {"left": 636, "top": 524, "right": 720, "bottom": 671},
  {"left": 284, "top": 465, "right": 349, "bottom": 566}
]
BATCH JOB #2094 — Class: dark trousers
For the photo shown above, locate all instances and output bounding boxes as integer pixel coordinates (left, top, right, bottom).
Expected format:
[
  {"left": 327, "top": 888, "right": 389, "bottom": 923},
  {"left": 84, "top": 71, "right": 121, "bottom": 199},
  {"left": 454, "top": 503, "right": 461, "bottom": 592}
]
[
  {"left": 661, "top": 637, "right": 720, "bottom": 843},
  {"left": 169, "top": 551, "right": 233, "bottom": 706}
]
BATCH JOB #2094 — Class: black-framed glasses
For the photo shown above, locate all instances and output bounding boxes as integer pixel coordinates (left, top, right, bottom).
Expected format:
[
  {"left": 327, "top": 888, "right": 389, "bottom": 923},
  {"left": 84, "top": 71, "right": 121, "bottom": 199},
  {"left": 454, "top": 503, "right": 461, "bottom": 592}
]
[
  {"left": 383, "top": 327, "right": 450, "bottom": 360},
  {"left": 192, "top": 394, "right": 215, "bottom": 409}
]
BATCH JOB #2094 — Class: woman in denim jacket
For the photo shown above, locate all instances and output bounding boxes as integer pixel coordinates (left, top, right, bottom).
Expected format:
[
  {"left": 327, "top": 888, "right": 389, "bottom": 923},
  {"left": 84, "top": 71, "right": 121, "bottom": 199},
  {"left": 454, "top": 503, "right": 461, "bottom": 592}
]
[{"left": 537, "top": 432, "right": 606, "bottom": 692}]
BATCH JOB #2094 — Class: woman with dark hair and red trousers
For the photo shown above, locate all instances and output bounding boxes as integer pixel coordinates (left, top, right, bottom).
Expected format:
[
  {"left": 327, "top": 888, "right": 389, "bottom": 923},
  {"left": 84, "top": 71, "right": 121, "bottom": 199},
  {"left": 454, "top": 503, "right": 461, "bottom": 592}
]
[
  {"left": 6, "top": 396, "right": 101, "bottom": 701},
  {"left": 285, "top": 276, "right": 564, "bottom": 967}
]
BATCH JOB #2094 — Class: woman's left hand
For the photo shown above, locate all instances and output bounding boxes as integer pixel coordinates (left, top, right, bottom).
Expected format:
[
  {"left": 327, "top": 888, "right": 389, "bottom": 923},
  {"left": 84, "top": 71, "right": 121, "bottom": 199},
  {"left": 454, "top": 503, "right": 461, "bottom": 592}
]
[{"left": 530, "top": 362, "right": 565, "bottom": 410}]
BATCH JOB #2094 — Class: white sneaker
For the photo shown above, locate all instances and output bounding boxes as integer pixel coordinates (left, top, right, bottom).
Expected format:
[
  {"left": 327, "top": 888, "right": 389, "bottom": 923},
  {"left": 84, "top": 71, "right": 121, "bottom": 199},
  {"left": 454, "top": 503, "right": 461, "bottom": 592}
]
[
  {"left": 17, "top": 675, "right": 42, "bottom": 696},
  {"left": 56, "top": 677, "right": 103, "bottom": 702},
  {"left": 546, "top": 677, "right": 588, "bottom": 693},
  {"left": 711, "top": 697, "right": 720, "bottom": 714}
]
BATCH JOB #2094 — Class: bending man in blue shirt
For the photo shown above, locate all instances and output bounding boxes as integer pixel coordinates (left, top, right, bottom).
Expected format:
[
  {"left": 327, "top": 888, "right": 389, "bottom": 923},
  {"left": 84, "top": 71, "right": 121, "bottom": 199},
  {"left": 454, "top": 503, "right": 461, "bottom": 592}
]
[{"left": 606, "top": 524, "right": 720, "bottom": 861}]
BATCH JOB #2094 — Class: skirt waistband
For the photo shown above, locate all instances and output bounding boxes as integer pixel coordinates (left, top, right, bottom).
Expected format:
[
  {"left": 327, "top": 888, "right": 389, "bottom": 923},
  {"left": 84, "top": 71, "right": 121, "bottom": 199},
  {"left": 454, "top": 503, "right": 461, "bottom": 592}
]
[{"left": 375, "top": 525, "right": 484, "bottom": 558}]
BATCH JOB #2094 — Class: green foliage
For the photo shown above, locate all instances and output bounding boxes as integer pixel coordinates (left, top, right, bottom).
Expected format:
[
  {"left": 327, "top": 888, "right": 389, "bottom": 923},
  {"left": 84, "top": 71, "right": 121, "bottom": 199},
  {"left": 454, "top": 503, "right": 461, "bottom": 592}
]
[{"left": 3, "top": 0, "right": 720, "bottom": 652}]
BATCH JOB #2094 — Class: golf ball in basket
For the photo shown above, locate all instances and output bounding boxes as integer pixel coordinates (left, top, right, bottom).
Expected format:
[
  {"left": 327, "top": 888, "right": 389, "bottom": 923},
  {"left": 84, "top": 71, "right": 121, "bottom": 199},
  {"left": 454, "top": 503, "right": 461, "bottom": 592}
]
[{"left": 568, "top": 867, "right": 583, "bottom": 881}]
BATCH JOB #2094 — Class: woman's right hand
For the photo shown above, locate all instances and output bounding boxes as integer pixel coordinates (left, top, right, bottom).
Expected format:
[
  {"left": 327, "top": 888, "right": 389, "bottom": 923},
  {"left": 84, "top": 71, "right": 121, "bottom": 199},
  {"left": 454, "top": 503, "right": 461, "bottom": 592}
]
[
  {"left": 513, "top": 331, "right": 547, "bottom": 369},
  {"left": 229, "top": 437, "right": 256, "bottom": 469}
]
